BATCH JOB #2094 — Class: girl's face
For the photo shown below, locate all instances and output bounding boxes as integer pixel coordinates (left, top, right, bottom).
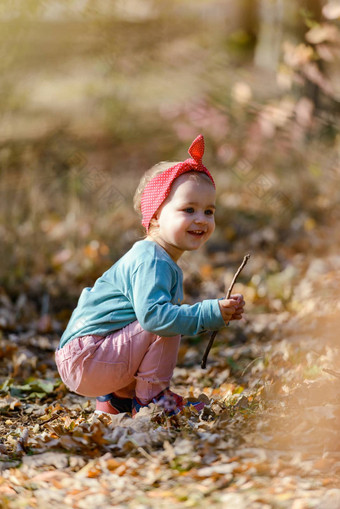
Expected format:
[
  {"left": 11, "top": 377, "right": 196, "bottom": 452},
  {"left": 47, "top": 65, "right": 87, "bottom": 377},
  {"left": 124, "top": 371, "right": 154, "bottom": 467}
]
[{"left": 148, "top": 173, "right": 216, "bottom": 261}]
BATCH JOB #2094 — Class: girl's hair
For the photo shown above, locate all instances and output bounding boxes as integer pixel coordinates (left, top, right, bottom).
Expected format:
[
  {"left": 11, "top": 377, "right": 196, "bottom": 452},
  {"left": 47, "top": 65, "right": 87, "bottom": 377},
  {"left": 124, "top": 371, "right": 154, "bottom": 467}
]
[{"left": 133, "top": 161, "right": 181, "bottom": 216}]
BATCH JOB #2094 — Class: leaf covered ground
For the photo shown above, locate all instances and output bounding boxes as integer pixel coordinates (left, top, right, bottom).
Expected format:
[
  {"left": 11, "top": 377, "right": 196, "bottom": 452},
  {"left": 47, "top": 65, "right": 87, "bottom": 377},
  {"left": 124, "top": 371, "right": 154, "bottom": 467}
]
[
  {"left": 1, "top": 242, "right": 340, "bottom": 508},
  {"left": 1, "top": 2, "right": 340, "bottom": 507}
]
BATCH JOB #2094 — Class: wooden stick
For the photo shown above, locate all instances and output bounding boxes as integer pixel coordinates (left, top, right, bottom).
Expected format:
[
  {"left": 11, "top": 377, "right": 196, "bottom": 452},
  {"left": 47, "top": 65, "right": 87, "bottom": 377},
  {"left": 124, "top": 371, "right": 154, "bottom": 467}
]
[
  {"left": 322, "top": 368, "right": 340, "bottom": 379},
  {"left": 201, "top": 254, "right": 250, "bottom": 369}
]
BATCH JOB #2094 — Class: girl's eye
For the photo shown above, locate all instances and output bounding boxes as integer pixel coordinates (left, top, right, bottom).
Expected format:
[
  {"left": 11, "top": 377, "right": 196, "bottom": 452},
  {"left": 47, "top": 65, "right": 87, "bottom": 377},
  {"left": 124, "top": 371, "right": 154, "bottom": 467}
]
[
  {"left": 184, "top": 207, "right": 195, "bottom": 213},
  {"left": 205, "top": 209, "right": 215, "bottom": 216}
]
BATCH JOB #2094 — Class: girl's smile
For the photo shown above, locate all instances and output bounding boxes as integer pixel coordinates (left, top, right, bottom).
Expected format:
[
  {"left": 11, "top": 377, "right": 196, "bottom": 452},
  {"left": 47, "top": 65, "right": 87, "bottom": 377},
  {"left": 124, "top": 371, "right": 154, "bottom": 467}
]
[{"left": 188, "top": 230, "right": 205, "bottom": 236}]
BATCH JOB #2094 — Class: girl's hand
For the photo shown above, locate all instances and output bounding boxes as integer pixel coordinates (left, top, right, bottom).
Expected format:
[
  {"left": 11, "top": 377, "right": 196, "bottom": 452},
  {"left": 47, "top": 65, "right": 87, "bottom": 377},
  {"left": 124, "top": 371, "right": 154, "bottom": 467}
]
[{"left": 218, "top": 293, "right": 245, "bottom": 325}]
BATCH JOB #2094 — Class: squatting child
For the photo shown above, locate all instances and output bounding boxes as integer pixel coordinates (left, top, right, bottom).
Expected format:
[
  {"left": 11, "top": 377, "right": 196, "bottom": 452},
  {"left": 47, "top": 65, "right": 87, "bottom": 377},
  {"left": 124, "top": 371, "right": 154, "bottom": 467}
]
[{"left": 55, "top": 135, "right": 245, "bottom": 416}]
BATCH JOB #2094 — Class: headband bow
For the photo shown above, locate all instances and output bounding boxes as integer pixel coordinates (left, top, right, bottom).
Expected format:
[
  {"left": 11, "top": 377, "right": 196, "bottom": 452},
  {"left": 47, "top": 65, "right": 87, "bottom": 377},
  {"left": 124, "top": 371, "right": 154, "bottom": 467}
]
[{"left": 141, "top": 134, "right": 215, "bottom": 231}]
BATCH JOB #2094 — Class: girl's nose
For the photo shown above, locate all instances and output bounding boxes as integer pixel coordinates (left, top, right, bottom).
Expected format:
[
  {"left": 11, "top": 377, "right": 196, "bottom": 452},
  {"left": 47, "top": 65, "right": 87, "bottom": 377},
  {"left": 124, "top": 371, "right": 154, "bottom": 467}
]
[{"left": 194, "top": 213, "right": 207, "bottom": 224}]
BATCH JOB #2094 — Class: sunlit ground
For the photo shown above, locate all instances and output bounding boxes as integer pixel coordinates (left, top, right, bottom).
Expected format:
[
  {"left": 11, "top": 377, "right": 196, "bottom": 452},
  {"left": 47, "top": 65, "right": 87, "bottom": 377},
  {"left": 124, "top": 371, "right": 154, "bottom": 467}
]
[{"left": 0, "top": 1, "right": 340, "bottom": 507}]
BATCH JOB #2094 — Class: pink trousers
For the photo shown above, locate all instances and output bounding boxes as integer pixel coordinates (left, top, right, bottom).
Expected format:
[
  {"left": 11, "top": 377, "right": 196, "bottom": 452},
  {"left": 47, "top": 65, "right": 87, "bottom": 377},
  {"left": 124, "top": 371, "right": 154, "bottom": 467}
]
[{"left": 55, "top": 320, "right": 181, "bottom": 403}]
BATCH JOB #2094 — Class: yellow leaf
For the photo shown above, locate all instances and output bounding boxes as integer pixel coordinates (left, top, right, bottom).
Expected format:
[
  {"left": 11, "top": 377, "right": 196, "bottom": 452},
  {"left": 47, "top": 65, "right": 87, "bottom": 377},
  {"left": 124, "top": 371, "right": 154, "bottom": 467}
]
[
  {"left": 200, "top": 264, "right": 213, "bottom": 279},
  {"left": 304, "top": 217, "right": 316, "bottom": 231}
]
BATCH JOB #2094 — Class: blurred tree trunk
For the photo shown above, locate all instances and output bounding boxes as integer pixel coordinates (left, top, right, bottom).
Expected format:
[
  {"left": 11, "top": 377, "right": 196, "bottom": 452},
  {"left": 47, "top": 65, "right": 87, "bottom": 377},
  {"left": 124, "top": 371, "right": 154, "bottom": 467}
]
[
  {"left": 241, "top": 0, "right": 259, "bottom": 42},
  {"left": 254, "top": 0, "right": 323, "bottom": 71},
  {"left": 254, "top": 0, "right": 284, "bottom": 70}
]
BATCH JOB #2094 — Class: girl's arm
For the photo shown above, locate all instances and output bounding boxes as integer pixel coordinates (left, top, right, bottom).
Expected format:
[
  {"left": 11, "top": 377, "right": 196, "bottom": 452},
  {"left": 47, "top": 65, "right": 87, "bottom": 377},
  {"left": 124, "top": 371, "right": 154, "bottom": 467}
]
[{"left": 130, "top": 259, "right": 225, "bottom": 336}]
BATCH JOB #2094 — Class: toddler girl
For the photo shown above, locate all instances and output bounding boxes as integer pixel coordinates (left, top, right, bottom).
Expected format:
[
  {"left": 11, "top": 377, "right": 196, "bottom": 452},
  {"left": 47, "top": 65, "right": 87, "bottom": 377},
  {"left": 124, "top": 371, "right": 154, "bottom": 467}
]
[{"left": 55, "top": 135, "right": 245, "bottom": 417}]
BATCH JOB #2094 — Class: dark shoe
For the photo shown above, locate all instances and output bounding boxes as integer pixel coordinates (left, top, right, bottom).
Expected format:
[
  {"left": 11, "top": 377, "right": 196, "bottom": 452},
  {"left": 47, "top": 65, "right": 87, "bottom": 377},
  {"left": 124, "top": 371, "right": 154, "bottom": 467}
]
[
  {"left": 132, "top": 388, "right": 205, "bottom": 417},
  {"left": 95, "top": 393, "right": 132, "bottom": 415}
]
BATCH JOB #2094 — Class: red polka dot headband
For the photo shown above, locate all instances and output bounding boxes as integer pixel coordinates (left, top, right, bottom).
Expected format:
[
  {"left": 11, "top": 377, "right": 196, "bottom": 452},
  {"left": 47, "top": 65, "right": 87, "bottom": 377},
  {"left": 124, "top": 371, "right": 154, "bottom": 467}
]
[{"left": 141, "top": 134, "right": 215, "bottom": 231}]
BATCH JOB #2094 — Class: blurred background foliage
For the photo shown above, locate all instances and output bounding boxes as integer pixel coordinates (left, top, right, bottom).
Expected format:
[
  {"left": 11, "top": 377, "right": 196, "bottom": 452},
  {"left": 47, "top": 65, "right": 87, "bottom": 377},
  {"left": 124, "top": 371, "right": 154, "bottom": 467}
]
[{"left": 0, "top": 0, "right": 339, "bottom": 323}]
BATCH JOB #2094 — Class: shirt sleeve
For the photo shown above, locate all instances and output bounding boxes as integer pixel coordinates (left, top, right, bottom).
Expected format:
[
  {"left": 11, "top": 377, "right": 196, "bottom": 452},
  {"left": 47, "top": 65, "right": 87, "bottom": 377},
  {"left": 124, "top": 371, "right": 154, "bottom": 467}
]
[{"left": 130, "top": 258, "right": 226, "bottom": 336}]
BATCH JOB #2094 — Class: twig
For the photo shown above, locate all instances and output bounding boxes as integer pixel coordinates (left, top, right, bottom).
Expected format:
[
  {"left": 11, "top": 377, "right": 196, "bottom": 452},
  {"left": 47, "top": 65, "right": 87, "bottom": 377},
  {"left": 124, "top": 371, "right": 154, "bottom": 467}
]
[
  {"left": 322, "top": 368, "right": 340, "bottom": 379},
  {"left": 16, "top": 428, "right": 29, "bottom": 455},
  {"left": 241, "top": 356, "right": 263, "bottom": 376},
  {"left": 201, "top": 254, "right": 250, "bottom": 369},
  {"left": 136, "top": 446, "right": 156, "bottom": 462}
]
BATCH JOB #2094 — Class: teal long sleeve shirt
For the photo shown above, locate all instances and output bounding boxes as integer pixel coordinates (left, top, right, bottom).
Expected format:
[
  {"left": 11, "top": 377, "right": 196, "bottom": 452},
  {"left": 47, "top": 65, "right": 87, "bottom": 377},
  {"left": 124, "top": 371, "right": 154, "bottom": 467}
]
[{"left": 59, "top": 240, "right": 225, "bottom": 348}]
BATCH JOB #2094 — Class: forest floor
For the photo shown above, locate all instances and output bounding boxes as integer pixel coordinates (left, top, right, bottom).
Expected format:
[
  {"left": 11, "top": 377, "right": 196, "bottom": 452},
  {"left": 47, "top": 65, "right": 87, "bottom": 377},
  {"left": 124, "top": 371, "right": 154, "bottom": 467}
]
[
  {"left": 1, "top": 3, "right": 340, "bottom": 507},
  {"left": 1, "top": 228, "right": 340, "bottom": 509}
]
